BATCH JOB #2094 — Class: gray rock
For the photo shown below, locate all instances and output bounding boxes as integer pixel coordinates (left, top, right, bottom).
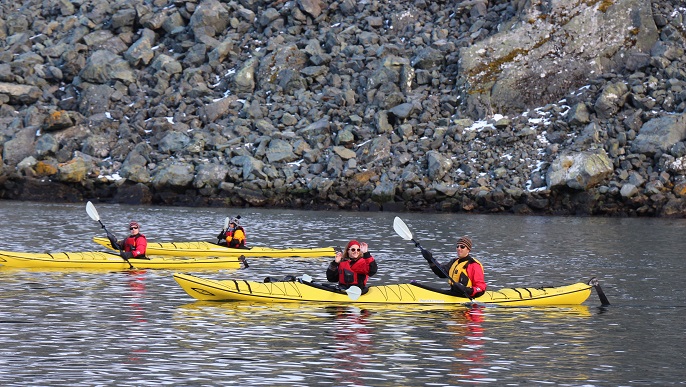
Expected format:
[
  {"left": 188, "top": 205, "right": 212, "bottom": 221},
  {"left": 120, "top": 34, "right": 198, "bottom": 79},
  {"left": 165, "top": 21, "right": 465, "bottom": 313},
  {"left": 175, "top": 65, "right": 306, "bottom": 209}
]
[
  {"left": 426, "top": 150, "right": 453, "bottom": 180},
  {"left": 78, "top": 84, "right": 113, "bottom": 116},
  {"left": 620, "top": 183, "right": 639, "bottom": 198},
  {"left": 79, "top": 50, "right": 135, "bottom": 83},
  {"left": 595, "top": 82, "right": 629, "bottom": 119},
  {"left": 35, "top": 133, "right": 59, "bottom": 156},
  {"left": 298, "top": 0, "right": 322, "bottom": 19},
  {"left": 460, "top": 0, "right": 657, "bottom": 115},
  {"left": 234, "top": 57, "right": 259, "bottom": 94},
  {"left": 151, "top": 54, "right": 183, "bottom": 75},
  {"left": 193, "top": 163, "right": 229, "bottom": 189},
  {"left": 266, "top": 139, "right": 297, "bottom": 163},
  {"left": 0, "top": 82, "right": 42, "bottom": 105},
  {"left": 152, "top": 162, "right": 195, "bottom": 189},
  {"left": 3, "top": 127, "right": 36, "bottom": 166},
  {"left": 231, "top": 155, "right": 265, "bottom": 180},
  {"left": 159, "top": 132, "right": 192, "bottom": 153},
  {"left": 332, "top": 146, "right": 356, "bottom": 160},
  {"left": 546, "top": 149, "right": 614, "bottom": 190},
  {"left": 567, "top": 103, "right": 590, "bottom": 126},
  {"left": 120, "top": 151, "right": 151, "bottom": 184},
  {"left": 371, "top": 180, "right": 396, "bottom": 204},
  {"left": 631, "top": 113, "right": 686, "bottom": 155},
  {"left": 189, "top": 0, "right": 230, "bottom": 38}
]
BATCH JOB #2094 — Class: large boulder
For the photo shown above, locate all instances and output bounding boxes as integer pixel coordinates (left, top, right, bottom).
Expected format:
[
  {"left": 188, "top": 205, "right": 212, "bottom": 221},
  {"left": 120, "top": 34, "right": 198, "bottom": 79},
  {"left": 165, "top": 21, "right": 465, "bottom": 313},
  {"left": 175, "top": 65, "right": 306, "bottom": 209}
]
[
  {"left": 631, "top": 113, "right": 686, "bottom": 155},
  {"left": 458, "top": 0, "right": 658, "bottom": 116},
  {"left": 546, "top": 149, "right": 614, "bottom": 190}
]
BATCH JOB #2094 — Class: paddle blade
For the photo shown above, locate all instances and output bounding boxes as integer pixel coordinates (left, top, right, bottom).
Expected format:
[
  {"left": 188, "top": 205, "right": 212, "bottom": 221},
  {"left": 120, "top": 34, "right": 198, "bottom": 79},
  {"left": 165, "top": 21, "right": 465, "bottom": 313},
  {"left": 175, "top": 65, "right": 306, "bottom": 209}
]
[
  {"left": 346, "top": 286, "right": 362, "bottom": 301},
  {"left": 393, "top": 217, "right": 413, "bottom": 240},
  {"left": 86, "top": 201, "right": 100, "bottom": 221},
  {"left": 300, "top": 274, "right": 313, "bottom": 283},
  {"left": 223, "top": 217, "right": 230, "bottom": 229}
]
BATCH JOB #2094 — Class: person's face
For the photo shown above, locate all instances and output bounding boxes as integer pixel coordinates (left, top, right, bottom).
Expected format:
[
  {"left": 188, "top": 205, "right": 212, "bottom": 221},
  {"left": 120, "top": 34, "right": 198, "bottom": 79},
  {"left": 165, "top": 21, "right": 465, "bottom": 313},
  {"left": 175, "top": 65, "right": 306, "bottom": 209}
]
[
  {"left": 347, "top": 244, "right": 361, "bottom": 259},
  {"left": 456, "top": 244, "right": 470, "bottom": 258},
  {"left": 130, "top": 225, "right": 139, "bottom": 235}
]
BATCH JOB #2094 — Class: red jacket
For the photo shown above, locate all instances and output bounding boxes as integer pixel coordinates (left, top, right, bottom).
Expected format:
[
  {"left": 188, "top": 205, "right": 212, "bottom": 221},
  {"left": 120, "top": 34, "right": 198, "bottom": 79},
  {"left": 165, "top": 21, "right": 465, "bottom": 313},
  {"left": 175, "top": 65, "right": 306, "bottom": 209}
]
[
  {"left": 122, "top": 234, "right": 147, "bottom": 258},
  {"left": 326, "top": 253, "right": 377, "bottom": 287}
]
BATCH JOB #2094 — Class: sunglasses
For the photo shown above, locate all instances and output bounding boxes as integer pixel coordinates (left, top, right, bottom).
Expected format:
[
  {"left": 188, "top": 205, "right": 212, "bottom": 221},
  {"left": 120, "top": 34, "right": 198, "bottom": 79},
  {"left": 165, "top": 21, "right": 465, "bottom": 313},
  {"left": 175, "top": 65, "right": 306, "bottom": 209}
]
[
  {"left": 348, "top": 248, "right": 360, "bottom": 252},
  {"left": 130, "top": 226, "right": 139, "bottom": 230},
  {"left": 457, "top": 244, "right": 468, "bottom": 249}
]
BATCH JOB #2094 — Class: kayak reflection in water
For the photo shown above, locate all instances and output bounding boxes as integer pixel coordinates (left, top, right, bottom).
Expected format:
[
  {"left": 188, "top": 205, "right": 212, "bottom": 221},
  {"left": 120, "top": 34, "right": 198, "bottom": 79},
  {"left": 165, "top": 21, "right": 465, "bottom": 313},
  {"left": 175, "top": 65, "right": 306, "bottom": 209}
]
[
  {"left": 217, "top": 216, "right": 246, "bottom": 248},
  {"left": 326, "top": 240, "right": 378, "bottom": 294},
  {"left": 449, "top": 305, "right": 486, "bottom": 379},
  {"left": 422, "top": 236, "right": 487, "bottom": 298},
  {"left": 327, "top": 306, "right": 374, "bottom": 385},
  {"left": 125, "top": 270, "right": 149, "bottom": 363}
]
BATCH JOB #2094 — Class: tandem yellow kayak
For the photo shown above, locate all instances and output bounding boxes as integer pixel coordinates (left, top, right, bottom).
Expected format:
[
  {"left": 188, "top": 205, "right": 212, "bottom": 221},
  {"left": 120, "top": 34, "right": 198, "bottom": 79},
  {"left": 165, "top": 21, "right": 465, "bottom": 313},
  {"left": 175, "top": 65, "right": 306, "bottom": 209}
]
[
  {"left": 0, "top": 249, "right": 243, "bottom": 270},
  {"left": 173, "top": 273, "right": 596, "bottom": 306},
  {"left": 92, "top": 236, "right": 336, "bottom": 258}
]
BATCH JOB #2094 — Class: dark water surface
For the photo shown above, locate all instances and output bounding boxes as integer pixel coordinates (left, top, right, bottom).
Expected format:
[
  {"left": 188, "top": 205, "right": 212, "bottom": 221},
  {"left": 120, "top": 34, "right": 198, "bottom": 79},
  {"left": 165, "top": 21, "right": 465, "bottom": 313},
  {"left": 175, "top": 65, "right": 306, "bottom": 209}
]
[{"left": 0, "top": 201, "right": 684, "bottom": 386}]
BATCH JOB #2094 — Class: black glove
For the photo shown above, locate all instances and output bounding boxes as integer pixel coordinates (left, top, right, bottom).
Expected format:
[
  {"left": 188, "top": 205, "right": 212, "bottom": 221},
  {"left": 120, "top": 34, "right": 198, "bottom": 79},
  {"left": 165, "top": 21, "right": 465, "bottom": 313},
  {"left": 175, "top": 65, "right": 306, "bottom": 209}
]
[
  {"left": 453, "top": 282, "right": 473, "bottom": 297},
  {"left": 216, "top": 230, "right": 226, "bottom": 240},
  {"left": 120, "top": 251, "right": 134, "bottom": 259},
  {"left": 107, "top": 233, "right": 120, "bottom": 250},
  {"left": 421, "top": 248, "right": 433, "bottom": 263}
]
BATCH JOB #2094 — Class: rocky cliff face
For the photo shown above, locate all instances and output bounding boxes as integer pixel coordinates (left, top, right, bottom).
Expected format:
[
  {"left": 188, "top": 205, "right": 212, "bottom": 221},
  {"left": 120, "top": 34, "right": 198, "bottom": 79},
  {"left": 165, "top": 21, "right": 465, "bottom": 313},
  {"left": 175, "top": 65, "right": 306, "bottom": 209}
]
[{"left": 1, "top": 0, "right": 685, "bottom": 217}]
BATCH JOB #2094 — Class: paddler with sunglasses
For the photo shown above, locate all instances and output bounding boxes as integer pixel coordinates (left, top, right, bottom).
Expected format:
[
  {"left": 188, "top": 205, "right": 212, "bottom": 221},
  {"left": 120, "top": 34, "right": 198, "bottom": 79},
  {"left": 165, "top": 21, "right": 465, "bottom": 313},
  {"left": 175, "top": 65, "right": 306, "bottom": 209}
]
[
  {"left": 423, "top": 236, "right": 486, "bottom": 298},
  {"left": 326, "top": 240, "right": 377, "bottom": 294},
  {"left": 107, "top": 221, "right": 148, "bottom": 260}
]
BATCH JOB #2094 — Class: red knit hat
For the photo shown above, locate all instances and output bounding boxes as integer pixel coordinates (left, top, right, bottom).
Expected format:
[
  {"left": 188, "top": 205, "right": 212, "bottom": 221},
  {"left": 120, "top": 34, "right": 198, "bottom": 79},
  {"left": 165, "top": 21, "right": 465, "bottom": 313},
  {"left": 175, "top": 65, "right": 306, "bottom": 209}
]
[
  {"left": 129, "top": 221, "right": 140, "bottom": 230},
  {"left": 346, "top": 240, "right": 360, "bottom": 250}
]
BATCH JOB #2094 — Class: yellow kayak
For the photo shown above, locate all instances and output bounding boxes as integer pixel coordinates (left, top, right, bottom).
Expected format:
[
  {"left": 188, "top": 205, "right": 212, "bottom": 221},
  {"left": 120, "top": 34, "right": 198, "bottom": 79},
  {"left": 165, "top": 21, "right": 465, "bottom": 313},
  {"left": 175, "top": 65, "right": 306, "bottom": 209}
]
[
  {"left": 92, "top": 236, "right": 336, "bottom": 258},
  {"left": 173, "top": 273, "right": 594, "bottom": 306},
  {"left": 0, "top": 249, "right": 242, "bottom": 270}
]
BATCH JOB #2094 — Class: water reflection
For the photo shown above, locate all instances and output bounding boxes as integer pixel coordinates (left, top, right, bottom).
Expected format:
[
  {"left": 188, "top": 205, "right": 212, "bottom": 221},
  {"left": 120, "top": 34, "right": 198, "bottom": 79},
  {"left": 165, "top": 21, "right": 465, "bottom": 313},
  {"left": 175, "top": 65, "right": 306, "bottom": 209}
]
[
  {"left": 124, "top": 270, "right": 149, "bottom": 363},
  {"left": 444, "top": 306, "right": 487, "bottom": 383}
]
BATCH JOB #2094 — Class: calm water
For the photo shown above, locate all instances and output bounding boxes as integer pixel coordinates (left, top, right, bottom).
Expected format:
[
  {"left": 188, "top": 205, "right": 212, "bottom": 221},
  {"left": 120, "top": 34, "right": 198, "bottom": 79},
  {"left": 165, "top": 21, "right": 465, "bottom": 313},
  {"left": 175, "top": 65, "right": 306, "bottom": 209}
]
[{"left": 0, "top": 201, "right": 684, "bottom": 386}]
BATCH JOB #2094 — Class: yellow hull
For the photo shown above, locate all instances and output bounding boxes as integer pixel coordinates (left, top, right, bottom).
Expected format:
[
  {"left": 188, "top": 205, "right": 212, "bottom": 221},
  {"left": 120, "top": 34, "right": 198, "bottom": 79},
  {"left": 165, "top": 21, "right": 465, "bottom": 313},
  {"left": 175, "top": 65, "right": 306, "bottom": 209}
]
[
  {"left": 173, "top": 273, "right": 593, "bottom": 306},
  {"left": 93, "top": 237, "right": 336, "bottom": 258},
  {"left": 0, "top": 250, "right": 241, "bottom": 270}
]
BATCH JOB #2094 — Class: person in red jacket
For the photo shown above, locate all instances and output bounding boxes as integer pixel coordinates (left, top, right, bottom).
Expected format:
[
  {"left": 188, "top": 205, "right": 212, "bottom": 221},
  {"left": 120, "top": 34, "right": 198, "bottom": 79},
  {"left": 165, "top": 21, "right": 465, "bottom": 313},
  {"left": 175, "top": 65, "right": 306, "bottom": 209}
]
[
  {"left": 326, "top": 240, "right": 377, "bottom": 293},
  {"left": 108, "top": 221, "right": 148, "bottom": 259},
  {"left": 423, "top": 236, "right": 486, "bottom": 298}
]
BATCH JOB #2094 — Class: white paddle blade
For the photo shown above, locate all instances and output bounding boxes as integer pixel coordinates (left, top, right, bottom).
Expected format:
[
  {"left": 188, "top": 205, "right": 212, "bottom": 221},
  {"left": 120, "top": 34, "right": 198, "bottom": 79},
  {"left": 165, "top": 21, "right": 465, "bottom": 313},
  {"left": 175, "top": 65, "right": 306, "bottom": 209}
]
[
  {"left": 346, "top": 286, "right": 362, "bottom": 301},
  {"left": 86, "top": 201, "right": 100, "bottom": 221},
  {"left": 300, "top": 274, "right": 313, "bottom": 283},
  {"left": 223, "top": 217, "right": 230, "bottom": 229},
  {"left": 393, "top": 217, "right": 413, "bottom": 240}
]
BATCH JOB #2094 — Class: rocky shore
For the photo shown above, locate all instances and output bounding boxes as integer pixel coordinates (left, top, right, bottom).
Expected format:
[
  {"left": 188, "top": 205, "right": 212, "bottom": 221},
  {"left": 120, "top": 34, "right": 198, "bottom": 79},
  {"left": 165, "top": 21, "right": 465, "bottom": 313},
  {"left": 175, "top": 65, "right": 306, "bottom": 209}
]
[{"left": 1, "top": 0, "right": 686, "bottom": 217}]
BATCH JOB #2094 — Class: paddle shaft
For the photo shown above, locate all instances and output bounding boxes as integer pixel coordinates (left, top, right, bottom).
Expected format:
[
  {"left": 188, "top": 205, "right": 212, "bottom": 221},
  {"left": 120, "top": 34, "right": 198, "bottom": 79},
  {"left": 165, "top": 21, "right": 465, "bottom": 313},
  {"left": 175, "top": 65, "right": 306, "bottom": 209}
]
[
  {"left": 588, "top": 277, "right": 610, "bottom": 306},
  {"left": 218, "top": 217, "right": 230, "bottom": 244},
  {"left": 86, "top": 202, "right": 134, "bottom": 269},
  {"left": 393, "top": 217, "right": 470, "bottom": 300},
  {"left": 413, "top": 240, "right": 451, "bottom": 278}
]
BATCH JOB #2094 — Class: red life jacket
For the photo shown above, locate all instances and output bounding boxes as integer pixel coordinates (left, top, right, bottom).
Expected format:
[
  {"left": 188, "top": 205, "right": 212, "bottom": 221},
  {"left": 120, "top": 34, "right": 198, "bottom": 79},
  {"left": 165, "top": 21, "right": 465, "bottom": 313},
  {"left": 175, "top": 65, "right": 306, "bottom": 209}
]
[
  {"left": 123, "top": 234, "right": 147, "bottom": 258},
  {"left": 337, "top": 257, "right": 374, "bottom": 287}
]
